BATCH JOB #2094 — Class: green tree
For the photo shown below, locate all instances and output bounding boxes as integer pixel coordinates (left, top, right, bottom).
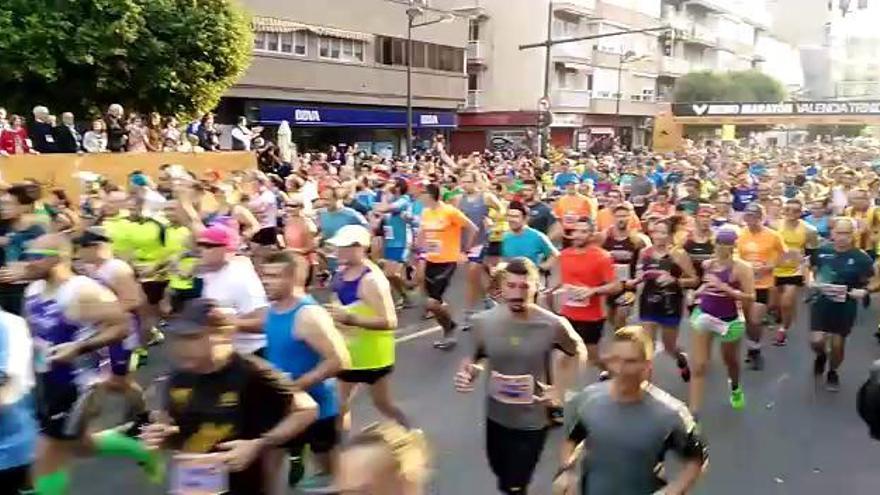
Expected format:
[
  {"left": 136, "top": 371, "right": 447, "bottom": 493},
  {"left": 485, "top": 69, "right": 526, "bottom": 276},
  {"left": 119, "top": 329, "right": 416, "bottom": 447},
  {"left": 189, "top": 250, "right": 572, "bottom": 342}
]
[
  {"left": 0, "top": 0, "right": 252, "bottom": 118},
  {"left": 673, "top": 69, "right": 786, "bottom": 103}
]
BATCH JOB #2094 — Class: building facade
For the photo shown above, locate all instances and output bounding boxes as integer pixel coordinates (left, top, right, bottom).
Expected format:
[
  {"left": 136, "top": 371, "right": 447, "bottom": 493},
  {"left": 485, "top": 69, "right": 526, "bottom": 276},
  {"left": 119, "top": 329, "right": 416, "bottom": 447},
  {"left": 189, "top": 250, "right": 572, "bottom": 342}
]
[
  {"left": 223, "top": 0, "right": 468, "bottom": 156},
  {"left": 453, "top": 0, "right": 777, "bottom": 153}
]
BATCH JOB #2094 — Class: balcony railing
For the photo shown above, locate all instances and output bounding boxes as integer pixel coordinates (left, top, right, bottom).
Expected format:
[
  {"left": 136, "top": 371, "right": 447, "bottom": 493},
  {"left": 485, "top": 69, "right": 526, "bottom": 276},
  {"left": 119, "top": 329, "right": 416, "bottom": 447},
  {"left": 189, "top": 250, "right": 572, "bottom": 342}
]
[
  {"left": 660, "top": 56, "right": 690, "bottom": 76},
  {"left": 553, "top": 88, "right": 591, "bottom": 108},
  {"left": 467, "top": 40, "right": 485, "bottom": 64},
  {"left": 467, "top": 90, "right": 482, "bottom": 108},
  {"left": 553, "top": 0, "right": 596, "bottom": 17},
  {"left": 552, "top": 39, "right": 592, "bottom": 61}
]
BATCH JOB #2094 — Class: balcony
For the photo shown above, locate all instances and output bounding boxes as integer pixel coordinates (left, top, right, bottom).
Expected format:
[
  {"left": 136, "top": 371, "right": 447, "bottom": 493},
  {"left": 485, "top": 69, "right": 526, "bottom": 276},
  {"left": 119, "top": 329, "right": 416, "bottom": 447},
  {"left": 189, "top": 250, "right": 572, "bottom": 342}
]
[
  {"left": 466, "top": 89, "right": 482, "bottom": 108},
  {"left": 553, "top": 0, "right": 596, "bottom": 17},
  {"left": 552, "top": 88, "right": 591, "bottom": 109},
  {"left": 590, "top": 96, "right": 660, "bottom": 116},
  {"left": 552, "top": 40, "right": 592, "bottom": 62},
  {"left": 660, "top": 56, "right": 689, "bottom": 77},
  {"left": 687, "top": 23, "right": 719, "bottom": 47},
  {"left": 467, "top": 40, "right": 486, "bottom": 66}
]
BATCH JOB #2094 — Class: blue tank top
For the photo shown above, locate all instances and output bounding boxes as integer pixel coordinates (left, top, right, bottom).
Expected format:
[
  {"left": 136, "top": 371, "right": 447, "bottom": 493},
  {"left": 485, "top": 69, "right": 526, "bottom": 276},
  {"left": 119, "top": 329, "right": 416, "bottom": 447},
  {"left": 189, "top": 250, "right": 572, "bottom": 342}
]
[
  {"left": 457, "top": 193, "right": 488, "bottom": 243},
  {"left": 332, "top": 267, "right": 370, "bottom": 306},
  {"left": 264, "top": 295, "right": 338, "bottom": 420}
]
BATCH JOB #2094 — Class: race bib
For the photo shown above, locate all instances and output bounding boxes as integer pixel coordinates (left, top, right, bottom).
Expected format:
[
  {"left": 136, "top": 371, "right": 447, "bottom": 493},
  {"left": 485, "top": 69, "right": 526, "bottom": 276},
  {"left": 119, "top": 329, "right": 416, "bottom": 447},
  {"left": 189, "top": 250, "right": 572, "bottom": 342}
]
[
  {"left": 560, "top": 287, "right": 589, "bottom": 308},
  {"left": 613, "top": 263, "right": 630, "bottom": 282},
  {"left": 383, "top": 225, "right": 394, "bottom": 240},
  {"left": 170, "top": 454, "right": 229, "bottom": 495},
  {"left": 489, "top": 371, "right": 535, "bottom": 405},
  {"left": 426, "top": 240, "right": 442, "bottom": 255},
  {"left": 819, "top": 283, "right": 848, "bottom": 303},
  {"left": 467, "top": 244, "right": 484, "bottom": 258}
]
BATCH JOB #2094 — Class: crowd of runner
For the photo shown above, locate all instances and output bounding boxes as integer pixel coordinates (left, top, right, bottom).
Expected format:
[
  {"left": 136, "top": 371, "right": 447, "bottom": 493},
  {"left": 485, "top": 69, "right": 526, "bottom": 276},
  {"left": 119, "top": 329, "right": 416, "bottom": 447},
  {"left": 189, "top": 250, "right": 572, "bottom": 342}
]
[{"left": 1, "top": 136, "right": 880, "bottom": 494}]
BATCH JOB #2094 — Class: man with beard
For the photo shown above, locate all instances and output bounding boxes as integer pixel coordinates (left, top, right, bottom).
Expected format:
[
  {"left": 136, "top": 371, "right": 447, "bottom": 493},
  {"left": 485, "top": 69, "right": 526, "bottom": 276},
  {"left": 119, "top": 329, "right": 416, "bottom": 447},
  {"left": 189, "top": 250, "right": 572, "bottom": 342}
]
[
  {"left": 454, "top": 257, "right": 585, "bottom": 495},
  {"left": 519, "top": 179, "right": 555, "bottom": 235},
  {"left": 0, "top": 183, "right": 47, "bottom": 315},
  {"left": 599, "top": 205, "right": 649, "bottom": 329}
]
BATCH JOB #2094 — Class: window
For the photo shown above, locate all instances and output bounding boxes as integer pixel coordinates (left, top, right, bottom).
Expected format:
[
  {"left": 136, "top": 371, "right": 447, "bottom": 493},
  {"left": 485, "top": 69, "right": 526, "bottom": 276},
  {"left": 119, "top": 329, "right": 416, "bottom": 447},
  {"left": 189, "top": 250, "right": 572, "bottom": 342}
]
[
  {"left": 553, "top": 16, "right": 579, "bottom": 38},
  {"left": 254, "top": 31, "right": 266, "bottom": 50},
  {"left": 468, "top": 72, "right": 479, "bottom": 91},
  {"left": 374, "top": 35, "right": 463, "bottom": 73},
  {"left": 392, "top": 39, "right": 406, "bottom": 65},
  {"left": 267, "top": 32, "right": 279, "bottom": 51},
  {"left": 255, "top": 30, "right": 307, "bottom": 56},
  {"left": 469, "top": 20, "right": 480, "bottom": 41},
  {"left": 378, "top": 36, "right": 393, "bottom": 65},
  {"left": 318, "top": 36, "right": 365, "bottom": 62},
  {"left": 412, "top": 41, "right": 426, "bottom": 68},
  {"left": 281, "top": 32, "right": 293, "bottom": 53},
  {"left": 294, "top": 31, "right": 307, "bottom": 55}
]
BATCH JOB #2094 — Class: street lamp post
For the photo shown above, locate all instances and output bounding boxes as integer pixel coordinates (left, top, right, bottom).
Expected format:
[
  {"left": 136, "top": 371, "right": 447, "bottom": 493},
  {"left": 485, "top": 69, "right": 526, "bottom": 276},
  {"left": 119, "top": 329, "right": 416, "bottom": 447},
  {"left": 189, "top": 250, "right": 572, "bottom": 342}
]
[{"left": 405, "top": 4, "right": 453, "bottom": 159}]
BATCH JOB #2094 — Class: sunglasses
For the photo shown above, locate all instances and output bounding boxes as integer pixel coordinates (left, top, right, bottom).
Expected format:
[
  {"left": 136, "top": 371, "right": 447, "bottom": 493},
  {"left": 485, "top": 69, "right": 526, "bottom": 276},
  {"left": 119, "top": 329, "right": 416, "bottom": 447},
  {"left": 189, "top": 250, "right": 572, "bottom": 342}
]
[
  {"left": 196, "top": 242, "right": 225, "bottom": 249},
  {"left": 22, "top": 249, "right": 60, "bottom": 261},
  {"left": 286, "top": 203, "right": 303, "bottom": 208}
]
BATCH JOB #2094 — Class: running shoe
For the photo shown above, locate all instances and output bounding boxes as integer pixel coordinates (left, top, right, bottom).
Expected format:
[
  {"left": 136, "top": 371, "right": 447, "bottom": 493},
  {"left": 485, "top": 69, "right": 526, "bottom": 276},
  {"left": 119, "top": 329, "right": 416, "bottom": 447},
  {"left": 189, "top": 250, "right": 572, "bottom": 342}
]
[
  {"left": 773, "top": 328, "right": 787, "bottom": 346},
  {"left": 146, "top": 327, "right": 165, "bottom": 347},
  {"left": 139, "top": 449, "right": 165, "bottom": 485},
  {"left": 433, "top": 337, "right": 457, "bottom": 350},
  {"left": 729, "top": 386, "right": 746, "bottom": 410},
  {"left": 826, "top": 369, "right": 840, "bottom": 392},
  {"left": 288, "top": 455, "right": 305, "bottom": 487},
  {"left": 598, "top": 370, "right": 611, "bottom": 382},
  {"left": 677, "top": 353, "right": 691, "bottom": 383},
  {"left": 547, "top": 405, "right": 564, "bottom": 426},
  {"left": 813, "top": 352, "right": 827, "bottom": 376},
  {"left": 747, "top": 349, "right": 764, "bottom": 371},
  {"left": 296, "top": 474, "right": 335, "bottom": 493}
]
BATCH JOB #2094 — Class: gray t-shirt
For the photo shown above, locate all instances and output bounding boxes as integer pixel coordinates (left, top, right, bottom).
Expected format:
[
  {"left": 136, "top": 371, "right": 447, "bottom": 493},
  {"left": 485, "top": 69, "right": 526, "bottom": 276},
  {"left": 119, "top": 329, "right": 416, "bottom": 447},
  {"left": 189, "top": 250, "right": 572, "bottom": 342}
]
[
  {"left": 564, "top": 381, "right": 705, "bottom": 495},
  {"left": 472, "top": 305, "right": 581, "bottom": 430}
]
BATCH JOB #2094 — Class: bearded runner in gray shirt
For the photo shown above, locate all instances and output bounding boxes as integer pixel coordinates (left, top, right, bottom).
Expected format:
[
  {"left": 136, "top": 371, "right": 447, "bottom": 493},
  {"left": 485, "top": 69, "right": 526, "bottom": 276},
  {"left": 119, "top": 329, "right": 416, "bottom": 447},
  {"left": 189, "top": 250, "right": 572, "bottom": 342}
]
[
  {"left": 554, "top": 325, "right": 707, "bottom": 495},
  {"left": 455, "top": 257, "right": 586, "bottom": 495}
]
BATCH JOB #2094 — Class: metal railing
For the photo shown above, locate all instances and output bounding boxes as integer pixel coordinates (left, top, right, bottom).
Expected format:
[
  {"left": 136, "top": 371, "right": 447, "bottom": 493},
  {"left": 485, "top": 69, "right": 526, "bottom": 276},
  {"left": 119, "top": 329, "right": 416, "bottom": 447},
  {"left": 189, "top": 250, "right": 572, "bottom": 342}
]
[
  {"left": 466, "top": 89, "right": 482, "bottom": 108},
  {"left": 553, "top": 88, "right": 592, "bottom": 107}
]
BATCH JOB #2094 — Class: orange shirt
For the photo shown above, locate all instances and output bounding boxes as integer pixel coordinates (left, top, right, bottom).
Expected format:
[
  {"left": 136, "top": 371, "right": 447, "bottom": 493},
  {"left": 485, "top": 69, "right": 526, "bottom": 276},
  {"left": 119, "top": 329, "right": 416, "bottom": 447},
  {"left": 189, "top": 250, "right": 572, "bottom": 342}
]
[
  {"left": 559, "top": 245, "right": 615, "bottom": 322},
  {"left": 553, "top": 194, "right": 594, "bottom": 230},
  {"left": 736, "top": 227, "right": 785, "bottom": 289},
  {"left": 596, "top": 207, "right": 643, "bottom": 233},
  {"left": 421, "top": 203, "right": 469, "bottom": 263}
]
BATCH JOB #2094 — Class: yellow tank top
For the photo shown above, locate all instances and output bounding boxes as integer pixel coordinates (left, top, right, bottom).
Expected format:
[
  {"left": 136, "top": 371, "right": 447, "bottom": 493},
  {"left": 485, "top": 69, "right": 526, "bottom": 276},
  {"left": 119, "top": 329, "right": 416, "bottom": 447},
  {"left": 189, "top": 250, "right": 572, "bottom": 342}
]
[
  {"left": 844, "top": 206, "right": 878, "bottom": 250},
  {"left": 336, "top": 262, "right": 395, "bottom": 370},
  {"left": 488, "top": 204, "right": 509, "bottom": 243},
  {"left": 773, "top": 221, "right": 808, "bottom": 277}
]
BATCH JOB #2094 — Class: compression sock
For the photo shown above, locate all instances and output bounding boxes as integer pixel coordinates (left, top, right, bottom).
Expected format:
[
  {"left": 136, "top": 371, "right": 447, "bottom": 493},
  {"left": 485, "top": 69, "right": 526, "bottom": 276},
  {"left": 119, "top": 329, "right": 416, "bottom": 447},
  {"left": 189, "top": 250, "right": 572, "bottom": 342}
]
[
  {"left": 93, "top": 430, "right": 164, "bottom": 483},
  {"left": 33, "top": 470, "right": 70, "bottom": 495}
]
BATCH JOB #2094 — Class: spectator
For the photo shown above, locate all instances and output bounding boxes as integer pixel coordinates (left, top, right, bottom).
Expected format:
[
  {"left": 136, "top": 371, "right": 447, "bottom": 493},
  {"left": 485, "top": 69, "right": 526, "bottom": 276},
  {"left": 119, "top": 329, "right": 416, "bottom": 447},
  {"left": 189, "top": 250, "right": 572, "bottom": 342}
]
[
  {"left": 52, "top": 112, "right": 82, "bottom": 153},
  {"left": 146, "top": 112, "right": 163, "bottom": 151},
  {"left": 231, "top": 116, "right": 261, "bottom": 151},
  {"left": 258, "top": 142, "right": 284, "bottom": 175},
  {"left": 126, "top": 113, "right": 151, "bottom": 153},
  {"left": 105, "top": 103, "right": 128, "bottom": 152},
  {"left": 0, "top": 107, "right": 8, "bottom": 131},
  {"left": 161, "top": 116, "right": 181, "bottom": 150},
  {"left": 0, "top": 115, "right": 34, "bottom": 155},
  {"left": 197, "top": 113, "right": 221, "bottom": 151},
  {"left": 28, "top": 106, "right": 56, "bottom": 154},
  {"left": 82, "top": 118, "right": 108, "bottom": 153}
]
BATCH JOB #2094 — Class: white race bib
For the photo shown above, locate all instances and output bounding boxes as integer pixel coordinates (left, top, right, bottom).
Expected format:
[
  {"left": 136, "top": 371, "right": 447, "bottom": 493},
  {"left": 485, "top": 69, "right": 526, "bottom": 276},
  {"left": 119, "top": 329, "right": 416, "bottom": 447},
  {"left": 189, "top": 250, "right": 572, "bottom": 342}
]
[
  {"left": 383, "top": 225, "right": 394, "bottom": 240},
  {"left": 426, "top": 240, "right": 442, "bottom": 255},
  {"left": 613, "top": 263, "right": 630, "bottom": 282},
  {"left": 170, "top": 454, "right": 229, "bottom": 495},
  {"left": 467, "top": 244, "right": 484, "bottom": 258},
  {"left": 819, "top": 283, "right": 848, "bottom": 303},
  {"left": 489, "top": 371, "right": 535, "bottom": 405}
]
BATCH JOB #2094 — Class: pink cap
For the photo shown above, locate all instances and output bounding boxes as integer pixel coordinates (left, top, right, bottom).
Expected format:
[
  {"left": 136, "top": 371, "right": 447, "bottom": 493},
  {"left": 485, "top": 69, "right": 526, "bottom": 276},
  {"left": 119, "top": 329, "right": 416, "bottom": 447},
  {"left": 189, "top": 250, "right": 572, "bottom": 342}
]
[{"left": 198, "top": 225, "right": 237, "bottom": 251}]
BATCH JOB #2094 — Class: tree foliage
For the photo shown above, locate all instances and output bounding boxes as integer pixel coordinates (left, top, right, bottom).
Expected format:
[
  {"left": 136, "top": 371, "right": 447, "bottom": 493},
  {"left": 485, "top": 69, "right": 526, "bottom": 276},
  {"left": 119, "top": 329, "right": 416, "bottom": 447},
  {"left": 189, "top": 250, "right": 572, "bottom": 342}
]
[
  {"left": 673, "top": 70, "right": 787, "bottom": 103},
  {"left": 0, "top": 0, "right": 253, "bottom": 119}
]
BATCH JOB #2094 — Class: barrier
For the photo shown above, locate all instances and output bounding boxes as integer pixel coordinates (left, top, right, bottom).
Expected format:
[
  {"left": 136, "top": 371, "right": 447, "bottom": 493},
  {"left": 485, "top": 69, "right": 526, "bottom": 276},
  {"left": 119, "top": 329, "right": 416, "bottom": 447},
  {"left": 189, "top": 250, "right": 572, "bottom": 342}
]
[{"left": 0, "top": 151, "right": 257, "bottom": 197}]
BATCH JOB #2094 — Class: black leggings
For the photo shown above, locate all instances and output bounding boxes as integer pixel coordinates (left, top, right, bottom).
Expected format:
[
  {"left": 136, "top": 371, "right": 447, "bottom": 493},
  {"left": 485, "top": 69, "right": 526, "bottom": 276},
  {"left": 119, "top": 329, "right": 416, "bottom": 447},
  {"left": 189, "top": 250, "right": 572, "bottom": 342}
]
[
  {"left": 485, "top": 419, "right": 548, "bottom": 494},
  {"left": 0, "top": 464, "right": 31, "bottom": 494}
]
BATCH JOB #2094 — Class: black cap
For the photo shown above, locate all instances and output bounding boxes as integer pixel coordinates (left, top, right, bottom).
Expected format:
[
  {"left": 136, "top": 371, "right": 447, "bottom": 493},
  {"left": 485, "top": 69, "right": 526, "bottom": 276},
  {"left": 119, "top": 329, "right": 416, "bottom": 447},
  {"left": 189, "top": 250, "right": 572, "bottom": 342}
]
[
  {"left": 165, "top": 299, "right": 223, "bottom": 336},
  {"left": 73, "top": 227, "right": 111, "bottom": 246}
]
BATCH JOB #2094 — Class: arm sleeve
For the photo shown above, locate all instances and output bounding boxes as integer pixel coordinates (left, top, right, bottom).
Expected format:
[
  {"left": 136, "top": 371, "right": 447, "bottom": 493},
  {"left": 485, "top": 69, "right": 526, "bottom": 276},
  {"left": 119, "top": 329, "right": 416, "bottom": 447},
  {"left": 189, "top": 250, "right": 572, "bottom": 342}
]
[{"left": 664, "top": 408, "right": 708, "bottom": 463}]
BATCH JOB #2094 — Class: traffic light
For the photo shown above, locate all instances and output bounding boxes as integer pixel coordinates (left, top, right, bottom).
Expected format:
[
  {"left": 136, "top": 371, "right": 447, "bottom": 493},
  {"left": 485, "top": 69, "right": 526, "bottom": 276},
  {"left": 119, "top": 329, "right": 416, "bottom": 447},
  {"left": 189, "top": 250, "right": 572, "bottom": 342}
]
[{"left": 662, "top": 32, "right": 674, "bottom": 56}]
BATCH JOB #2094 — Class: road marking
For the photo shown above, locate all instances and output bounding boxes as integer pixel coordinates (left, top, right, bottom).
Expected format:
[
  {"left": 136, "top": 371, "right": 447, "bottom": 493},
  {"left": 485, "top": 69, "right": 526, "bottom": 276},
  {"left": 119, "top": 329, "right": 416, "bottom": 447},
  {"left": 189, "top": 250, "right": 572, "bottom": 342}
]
[{"left": 396, "top": 325, "right": 442, "bottom": 343}]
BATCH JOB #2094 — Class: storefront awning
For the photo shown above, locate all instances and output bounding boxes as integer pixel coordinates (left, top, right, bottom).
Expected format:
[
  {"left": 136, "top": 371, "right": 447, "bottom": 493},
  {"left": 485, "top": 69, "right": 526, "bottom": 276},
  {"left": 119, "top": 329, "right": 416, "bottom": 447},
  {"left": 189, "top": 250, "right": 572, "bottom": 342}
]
[
  {"left": 252, "top": 16, "right": 373, "bottom": 42},
  {"left": 258, "top": 104, "right": 457, "bottom": 129},
  {"left": 589, "top": 127, "right": 615, "bottom": 135}
]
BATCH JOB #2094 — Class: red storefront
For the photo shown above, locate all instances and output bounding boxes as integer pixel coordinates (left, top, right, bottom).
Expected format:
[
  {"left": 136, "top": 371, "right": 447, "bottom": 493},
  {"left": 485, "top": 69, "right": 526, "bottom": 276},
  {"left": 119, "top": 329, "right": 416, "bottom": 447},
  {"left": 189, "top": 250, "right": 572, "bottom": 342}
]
[{"left": 451, "top": 111, "right": 538, "bottom": 155}]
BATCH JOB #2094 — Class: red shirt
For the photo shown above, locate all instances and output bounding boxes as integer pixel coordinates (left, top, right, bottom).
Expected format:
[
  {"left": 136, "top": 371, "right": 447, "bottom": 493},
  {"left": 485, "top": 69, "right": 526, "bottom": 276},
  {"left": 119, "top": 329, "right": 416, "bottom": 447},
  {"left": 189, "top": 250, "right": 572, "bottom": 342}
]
[
  {"left": 559, "top": 245, "right": 615, "bottom": 322},
  {"left": 0, "top": 127, "right": 30, "bottom": 155}
]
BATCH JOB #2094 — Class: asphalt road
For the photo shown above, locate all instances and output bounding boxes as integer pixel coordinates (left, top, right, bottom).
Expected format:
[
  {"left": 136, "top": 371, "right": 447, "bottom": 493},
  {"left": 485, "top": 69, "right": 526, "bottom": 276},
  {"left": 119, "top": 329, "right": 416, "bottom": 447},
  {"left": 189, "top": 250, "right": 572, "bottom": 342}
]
[{"left": 72, "top": 267, "right": 880, "bottom": 494}]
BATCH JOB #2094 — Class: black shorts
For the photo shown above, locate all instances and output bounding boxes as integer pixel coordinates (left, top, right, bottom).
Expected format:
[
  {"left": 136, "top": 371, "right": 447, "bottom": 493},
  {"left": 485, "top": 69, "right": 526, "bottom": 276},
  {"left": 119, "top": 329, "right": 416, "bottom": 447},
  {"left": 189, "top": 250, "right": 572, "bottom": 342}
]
[
  {"left": 606, "top": 291, "right": 635, "bottom": 309},
  {"left": 141, "top": 280, "right": 168, "bottom": 305},
  {"left": 252, "top": 226, "right": 279, "bottom": 246},
  {"left": 0, "top": 465, "right": 31, "bottom": 493},
  {"left": 36, "top": 378, "right": 98, "bottom": 440},
  {"left": 337, "top": 365, "right": 393, "bottom": 384},
  {"left": 485, "top": 419, "right": 548, "bottom": 494},
  {"left": 775, "top": 276, "right": 804, "bottom": 287},
  {"left": 810, "top": 303, "right": 857, "bottom": 337},
  {"left": 170, "top": 283, "right": 203, "bottom": 314},
  {"left": 485, "top": 241, "right": 502, "bottom": 257},
  {"left": 755, "top": 288, "right": 770, "bottom": 305},
  {"left": 286, "top": 416, "right": 339, "bottom": 455},
  {"left": 423, "top": 262, "right": 457, "bottom": 302},
  {"left": 568, "top": 319, "right": 605, "bottom": 345}
]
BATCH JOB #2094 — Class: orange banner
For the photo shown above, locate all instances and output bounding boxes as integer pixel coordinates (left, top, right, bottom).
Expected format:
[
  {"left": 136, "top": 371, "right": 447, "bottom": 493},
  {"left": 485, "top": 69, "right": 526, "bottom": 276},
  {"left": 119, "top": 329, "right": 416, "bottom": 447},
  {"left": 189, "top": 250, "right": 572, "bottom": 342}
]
[{"left": 0, "top": 151, "right": 257, "bottom": 197}]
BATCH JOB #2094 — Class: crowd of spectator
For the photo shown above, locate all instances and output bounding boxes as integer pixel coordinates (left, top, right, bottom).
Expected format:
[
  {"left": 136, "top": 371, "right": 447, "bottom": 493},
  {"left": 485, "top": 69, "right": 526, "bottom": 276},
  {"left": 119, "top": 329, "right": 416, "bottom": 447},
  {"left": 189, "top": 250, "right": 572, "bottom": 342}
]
[{"left": 0, "top": 104, "right": 263, "bottom": 155}]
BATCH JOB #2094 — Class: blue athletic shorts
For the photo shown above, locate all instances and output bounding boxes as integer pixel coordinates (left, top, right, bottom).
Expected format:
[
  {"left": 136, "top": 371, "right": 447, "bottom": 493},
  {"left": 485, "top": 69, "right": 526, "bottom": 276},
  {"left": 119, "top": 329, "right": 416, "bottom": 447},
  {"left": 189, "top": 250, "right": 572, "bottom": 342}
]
[{"left": 383, "top": 246, "right": 410, "bottom": 263}]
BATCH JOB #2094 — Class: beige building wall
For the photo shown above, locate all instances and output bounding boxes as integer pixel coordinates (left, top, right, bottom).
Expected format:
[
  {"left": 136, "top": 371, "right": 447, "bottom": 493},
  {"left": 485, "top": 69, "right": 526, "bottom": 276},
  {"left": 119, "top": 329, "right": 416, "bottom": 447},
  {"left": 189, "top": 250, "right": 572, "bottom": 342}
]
[{"left": 231, "top": 0, "right": 469, "bottom": 110}]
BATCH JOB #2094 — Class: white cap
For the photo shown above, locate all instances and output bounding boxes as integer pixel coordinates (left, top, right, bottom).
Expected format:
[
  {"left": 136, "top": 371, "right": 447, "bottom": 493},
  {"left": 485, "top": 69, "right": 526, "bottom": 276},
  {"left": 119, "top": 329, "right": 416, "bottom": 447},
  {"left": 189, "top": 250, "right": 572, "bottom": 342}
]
[{"left": 327, "top": 225, "right": 371, "bottom": 247}]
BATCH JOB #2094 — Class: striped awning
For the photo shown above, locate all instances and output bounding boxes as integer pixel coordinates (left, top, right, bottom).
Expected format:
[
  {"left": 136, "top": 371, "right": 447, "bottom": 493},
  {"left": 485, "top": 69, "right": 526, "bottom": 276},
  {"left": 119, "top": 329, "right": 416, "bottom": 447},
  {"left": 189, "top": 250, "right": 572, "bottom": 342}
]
[{"left": 252, "top": 16, "right": 373, "bottom": 42}]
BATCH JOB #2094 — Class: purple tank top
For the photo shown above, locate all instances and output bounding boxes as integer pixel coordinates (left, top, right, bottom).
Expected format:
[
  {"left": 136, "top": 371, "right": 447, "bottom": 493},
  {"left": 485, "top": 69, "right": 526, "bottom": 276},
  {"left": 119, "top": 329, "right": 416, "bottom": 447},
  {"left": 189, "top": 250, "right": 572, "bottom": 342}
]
[{"left": 699, "top": 264, "right": 739, "bottom": 320}]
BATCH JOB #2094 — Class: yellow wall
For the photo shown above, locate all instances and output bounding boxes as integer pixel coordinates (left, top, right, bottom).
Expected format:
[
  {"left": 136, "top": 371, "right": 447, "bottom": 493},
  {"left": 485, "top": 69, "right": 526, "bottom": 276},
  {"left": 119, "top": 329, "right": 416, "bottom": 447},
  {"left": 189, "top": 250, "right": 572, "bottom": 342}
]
[
  {"left": 652, "top": 110, "right": 685, "bottom": 153},
  {"left": 0, "top": 151, "right": 257, "bottom": 197}
]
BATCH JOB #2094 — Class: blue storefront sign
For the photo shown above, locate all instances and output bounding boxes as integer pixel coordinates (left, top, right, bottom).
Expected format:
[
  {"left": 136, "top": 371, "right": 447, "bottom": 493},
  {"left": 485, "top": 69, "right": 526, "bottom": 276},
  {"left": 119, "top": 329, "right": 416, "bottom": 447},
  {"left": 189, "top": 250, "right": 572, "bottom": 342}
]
[{"left": 258, "top": 104, "right": 456, "bottom": 128}]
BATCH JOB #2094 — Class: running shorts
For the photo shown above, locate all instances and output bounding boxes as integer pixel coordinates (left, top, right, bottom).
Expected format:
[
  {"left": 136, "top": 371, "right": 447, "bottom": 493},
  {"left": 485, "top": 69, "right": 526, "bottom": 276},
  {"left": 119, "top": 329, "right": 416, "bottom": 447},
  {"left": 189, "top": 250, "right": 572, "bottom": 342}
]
[
  {"left": 36, "top": 378, "right": 99, "bottom": 440},
  {"left": 810, "top": 302, "right": 857, "bottom": 337},
  {"left": 754, "top": 288, "right": 770, "bottom": 305},
  {"left": 775, "top": 276, "right": 804, "bottom": 287},
  {"left": 423, "top": 262, "right": 457, "bottom": 302},
  {"left": 485, "top": 419, "right": 548, "bottom": 494},
  {"left": 467, "top": 244, "right": 485, "bottom": 263},
  {"left": 252, "top": 226, "right": 279, "bottom": 246},
  {"left": 567, "top": 318, "right": 605, "bottom": 345},
  {"left": 140, "top": 280, "right": 168, "bottom": 306},
  {"left": 337, "top": 365, "right": 394, "bottom": 385},
  {"left": 285, "top": 416, "right": 340, "bottom": 455},
  {"left": 383, "top": 246, "right": 410, "bottom": 263},
  {"left": 689, "top": 308, "right": 745, "bottom": 343},
  {"left": 485, "top": 241, "right": 502, "bottom": 257}
]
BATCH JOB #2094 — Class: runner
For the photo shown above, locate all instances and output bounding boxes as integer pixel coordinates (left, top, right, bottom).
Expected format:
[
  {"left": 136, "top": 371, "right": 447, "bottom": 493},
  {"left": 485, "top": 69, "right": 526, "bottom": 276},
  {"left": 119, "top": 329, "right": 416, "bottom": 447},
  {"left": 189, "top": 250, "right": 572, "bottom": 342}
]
[
  {"left": 163, "top": 200, "right": 199, "bottom": 313},
  {"left": 500, "top": 201, "right": 557, "bottom": 269},
  {"left": 688, "top": 228, "right": 754, "bottom": 415},
  {"left": 261, "top": 250, "right": 350, "bottom": 490},
  {"left": 0, "top": 306, "right": 37, "bottom": 494},
  {"left": 600, "top": 204, "right": 649, "bottom": 329},
  {"left": 806, "top": 197, "right": 832, "bottom": 240},
  {"left": 683, "top": 204, "right": 717, "bottom": 305},
  {"left": 519, "top": 179, "right": 555, "bottom": 235},
  {"left": 0, "top": 183, "right": 48, "bottom": 316},
  {"left": 736, "top": 203, "right": 785, "bottom": 370},
  {"left": 139, "top": 299, "right": 319, "bottom": 495},
  {"left": 550, "top": 178, "right": 592, "bottom": 248},
  {"left": 555, "top": 325, "right": 707, "bottom": 495},
  {"left": 634, "top": 217, "right": 697, "bottom": 382},
  {"left": 325, "top": 225, "right": 410, "bottom": 428},
  {"left": 454, "top": 257, "right": 585, "bottom": 495},
  {"left": 373, "top": 178, "right": 416, "bottom": 309},
  {"left": 73, "top": 227, "right": 149, "bottom": 430},
  {"left": 337, "top": 422, "right": 431, "bottom": 495},
  {"left": 24, "top": 234, "right": 162, "bottom": 495},
  {"left": 417, "top": 183, "right": 478, "bottom": 349},
  {"left": 808, "top": 218, "right": 874, "bottom": 392},
  {"left": 595, "top": 189, "right": 640, "bottom": 233},
  {"left": 771, "top": 198, "right": 819, "bottom": 346},
  {"left": 246, "top": 172, "right": 282, "bottom": 257}
]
